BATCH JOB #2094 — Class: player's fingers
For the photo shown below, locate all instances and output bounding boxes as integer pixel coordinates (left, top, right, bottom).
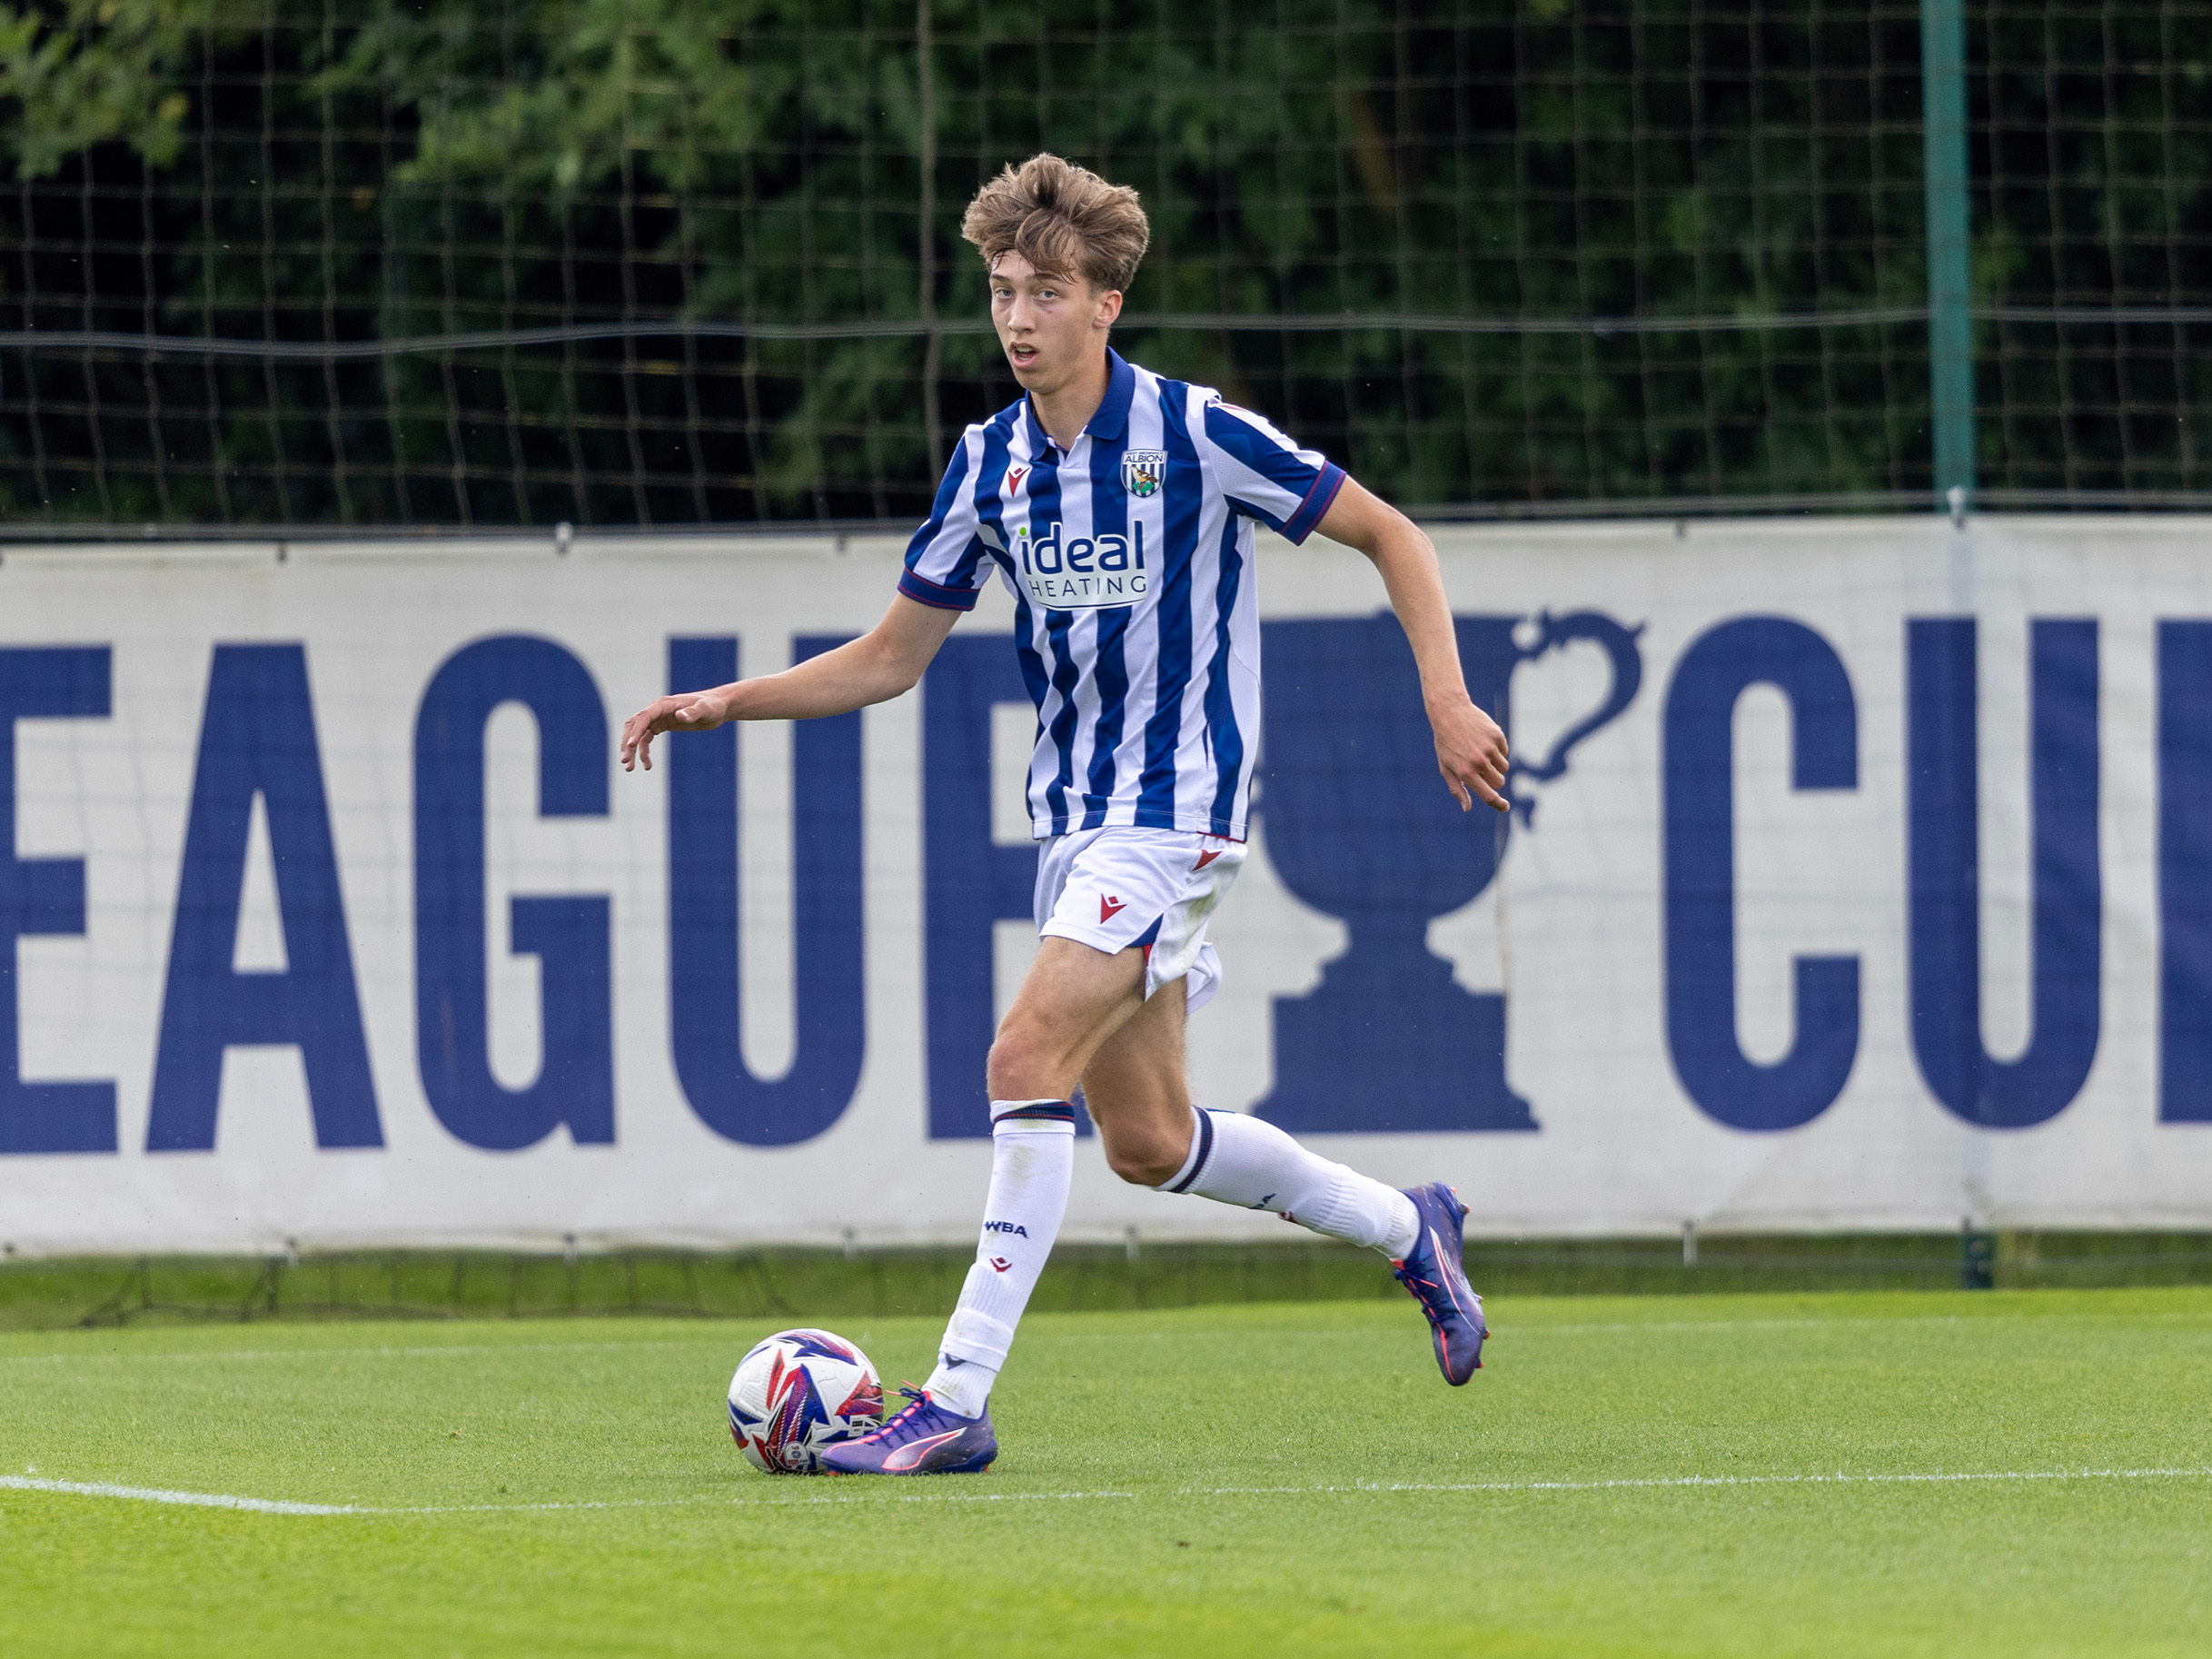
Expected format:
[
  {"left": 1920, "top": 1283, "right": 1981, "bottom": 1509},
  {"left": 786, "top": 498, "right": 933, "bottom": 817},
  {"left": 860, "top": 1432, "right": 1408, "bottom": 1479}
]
[
  {"left": 1466, "top": 770, "right": 1510, "bottom": 813},
  {"left": 1456, "top": 749, "right": 1506, "bottom": 793},
  {"left": 1451, "top": 765, "right": 1503, "bottom": 813},
  {"left": 1446, "top": 773, "right": 1473, "bottom": 812}
]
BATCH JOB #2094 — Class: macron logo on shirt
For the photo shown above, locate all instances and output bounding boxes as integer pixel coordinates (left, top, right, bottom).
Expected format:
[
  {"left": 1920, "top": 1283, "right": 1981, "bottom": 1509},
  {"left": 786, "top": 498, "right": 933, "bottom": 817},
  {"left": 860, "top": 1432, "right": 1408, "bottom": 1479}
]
[{"left": 1016, "top": 520, "right": 1150, "bottom": 610}]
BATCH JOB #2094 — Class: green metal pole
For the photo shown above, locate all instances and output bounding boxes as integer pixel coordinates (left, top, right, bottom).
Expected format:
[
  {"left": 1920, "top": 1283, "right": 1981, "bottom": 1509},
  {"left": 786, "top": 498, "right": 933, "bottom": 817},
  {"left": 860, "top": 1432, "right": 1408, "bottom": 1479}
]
[{"left": 1921, "top": 0, "right": 1976, "bottom": 510}]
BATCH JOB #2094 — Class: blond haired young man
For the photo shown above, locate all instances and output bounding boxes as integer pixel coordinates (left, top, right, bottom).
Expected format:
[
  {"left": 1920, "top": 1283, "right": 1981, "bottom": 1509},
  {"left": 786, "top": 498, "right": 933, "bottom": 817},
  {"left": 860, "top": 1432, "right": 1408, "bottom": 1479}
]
[{"left": 621, "top": 154, "right": 1508, "bottom": 1475}]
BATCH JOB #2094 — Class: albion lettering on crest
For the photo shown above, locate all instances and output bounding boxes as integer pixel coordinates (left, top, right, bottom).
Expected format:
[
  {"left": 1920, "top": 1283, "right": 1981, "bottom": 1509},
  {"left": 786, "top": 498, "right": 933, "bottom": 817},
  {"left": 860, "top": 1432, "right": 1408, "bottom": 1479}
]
[{"left": 1121, "top": 449, "right": 1166, "bottom": 498}]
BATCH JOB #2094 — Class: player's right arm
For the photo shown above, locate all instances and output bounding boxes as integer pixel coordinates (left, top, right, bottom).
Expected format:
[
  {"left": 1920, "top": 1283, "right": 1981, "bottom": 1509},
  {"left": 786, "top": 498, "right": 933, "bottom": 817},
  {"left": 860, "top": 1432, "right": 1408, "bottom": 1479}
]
[
  {"left": 618, "top": 594, "right": 959, "bottom": 772},
  {"left": 623, "top": 424, "right": 994, "bottom": 772}
]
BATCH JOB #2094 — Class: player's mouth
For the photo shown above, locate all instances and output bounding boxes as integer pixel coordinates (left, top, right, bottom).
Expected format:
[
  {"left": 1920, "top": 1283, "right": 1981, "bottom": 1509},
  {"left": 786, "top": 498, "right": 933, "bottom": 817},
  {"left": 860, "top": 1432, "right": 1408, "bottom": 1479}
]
[{"left": 1007, "top": 343, "right": 1039, "bottom": 371}]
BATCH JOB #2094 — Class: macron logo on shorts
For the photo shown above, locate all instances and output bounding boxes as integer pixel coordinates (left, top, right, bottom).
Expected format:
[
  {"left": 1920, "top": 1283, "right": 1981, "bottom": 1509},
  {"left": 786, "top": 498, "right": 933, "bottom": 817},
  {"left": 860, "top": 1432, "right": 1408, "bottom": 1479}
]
[
  {"left": 1099, "top": 894, "right": 1126, "bottom": 923},
  {"left": 1193, "top": 849, "right": 1223, "bottom": 872}
]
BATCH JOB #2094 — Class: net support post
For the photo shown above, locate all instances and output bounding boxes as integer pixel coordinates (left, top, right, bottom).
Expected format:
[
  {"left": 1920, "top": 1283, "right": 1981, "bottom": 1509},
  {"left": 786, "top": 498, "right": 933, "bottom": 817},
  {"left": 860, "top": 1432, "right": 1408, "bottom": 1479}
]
[
  {"left": 917, "top": 0, "right": 943, "bottom": 472},
  {"left": 1921, "top": 0, "right": 1976, "bottom": 510},
  {"left": 1959, "top": 1217, "right": 1996, "bottom": 1290}
]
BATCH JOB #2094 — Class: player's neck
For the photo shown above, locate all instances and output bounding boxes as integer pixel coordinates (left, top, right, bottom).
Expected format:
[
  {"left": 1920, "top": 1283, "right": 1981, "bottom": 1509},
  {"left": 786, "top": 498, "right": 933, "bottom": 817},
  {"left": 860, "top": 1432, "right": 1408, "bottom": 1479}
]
[{"left": 1026, "top": 347, "right": 1113, "bottom": 454}]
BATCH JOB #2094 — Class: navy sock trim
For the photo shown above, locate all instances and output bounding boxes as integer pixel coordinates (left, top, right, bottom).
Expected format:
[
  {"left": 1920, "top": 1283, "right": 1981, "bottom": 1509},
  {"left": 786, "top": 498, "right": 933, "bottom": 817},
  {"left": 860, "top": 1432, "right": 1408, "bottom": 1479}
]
[
  {"left": 1166, "top": 1106, "right": 1215, "bottom": 1194},
  {"left": 994, "top": 1099, "right": 1078, "bottom": 1125}
]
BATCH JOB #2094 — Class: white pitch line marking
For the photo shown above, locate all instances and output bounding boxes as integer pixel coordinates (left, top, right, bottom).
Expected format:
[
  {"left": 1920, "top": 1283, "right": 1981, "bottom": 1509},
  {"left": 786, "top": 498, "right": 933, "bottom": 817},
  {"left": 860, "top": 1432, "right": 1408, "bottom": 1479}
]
[
  {"left": 0, "top": 1475, "right": 360, "bottom": 1515},
  {"left": 0, "top": 1476, "right": 1136, "bottom": 1515},
  {"left": 4, "top": 1465, "right": 2201, "bottom": 1520},
  {"left": 0, "top": 1337, "right": 737, "bottom": 1368}
]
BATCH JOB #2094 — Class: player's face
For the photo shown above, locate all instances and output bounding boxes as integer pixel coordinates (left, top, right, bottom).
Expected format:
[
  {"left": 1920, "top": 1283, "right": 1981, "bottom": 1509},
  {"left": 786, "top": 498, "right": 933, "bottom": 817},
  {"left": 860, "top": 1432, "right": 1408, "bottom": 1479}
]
[{"left": 988, "top": 253, "right": 1121, "bottom": 395}]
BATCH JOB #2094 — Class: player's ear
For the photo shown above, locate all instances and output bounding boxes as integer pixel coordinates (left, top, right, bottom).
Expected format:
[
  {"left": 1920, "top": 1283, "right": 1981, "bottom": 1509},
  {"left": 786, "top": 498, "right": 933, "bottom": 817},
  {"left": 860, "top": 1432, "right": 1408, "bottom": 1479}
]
[{"left": 1095, "top": 286, "right": 1124, "bottom": 328}]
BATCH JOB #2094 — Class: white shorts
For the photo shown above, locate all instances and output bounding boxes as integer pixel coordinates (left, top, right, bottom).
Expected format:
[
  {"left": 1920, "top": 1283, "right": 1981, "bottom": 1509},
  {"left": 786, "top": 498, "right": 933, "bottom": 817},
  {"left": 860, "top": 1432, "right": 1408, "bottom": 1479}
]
[{"left": 1034, "top": 827, "right": 1246, "bottom": 1013}]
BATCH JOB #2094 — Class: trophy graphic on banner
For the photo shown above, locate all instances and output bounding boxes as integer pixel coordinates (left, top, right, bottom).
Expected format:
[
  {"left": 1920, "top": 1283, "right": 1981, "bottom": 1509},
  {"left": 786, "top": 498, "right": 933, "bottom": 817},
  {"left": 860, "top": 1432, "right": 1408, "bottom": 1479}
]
[{"left": 1254, "top": 611, "right": 1642, "bottom": 1133}]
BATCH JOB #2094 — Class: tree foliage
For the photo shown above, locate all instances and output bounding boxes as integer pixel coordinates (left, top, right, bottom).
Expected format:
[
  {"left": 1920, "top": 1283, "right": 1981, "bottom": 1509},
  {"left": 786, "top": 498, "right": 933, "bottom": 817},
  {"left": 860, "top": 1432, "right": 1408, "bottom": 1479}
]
[{"left": 0, "top": 1, "right": 2205, "bottom": 524}]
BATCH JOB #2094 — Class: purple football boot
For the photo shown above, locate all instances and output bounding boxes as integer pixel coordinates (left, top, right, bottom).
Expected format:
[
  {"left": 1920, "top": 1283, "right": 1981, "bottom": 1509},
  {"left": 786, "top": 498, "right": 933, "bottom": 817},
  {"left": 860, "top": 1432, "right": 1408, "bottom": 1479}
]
[
  {"left": 818, "top": 1386, "right": 997, "bottom": 1476},
  {"left": 1392, "top": 1182, "right": 1488, "bottom": 1385}
]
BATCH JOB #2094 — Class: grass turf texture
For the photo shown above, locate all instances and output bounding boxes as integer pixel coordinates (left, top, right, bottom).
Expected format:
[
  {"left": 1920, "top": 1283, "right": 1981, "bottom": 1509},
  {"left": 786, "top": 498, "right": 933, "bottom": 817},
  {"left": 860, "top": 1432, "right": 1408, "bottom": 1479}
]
[{"left": 2, "top": 1289, "right": 2207, "bottom": 1658}]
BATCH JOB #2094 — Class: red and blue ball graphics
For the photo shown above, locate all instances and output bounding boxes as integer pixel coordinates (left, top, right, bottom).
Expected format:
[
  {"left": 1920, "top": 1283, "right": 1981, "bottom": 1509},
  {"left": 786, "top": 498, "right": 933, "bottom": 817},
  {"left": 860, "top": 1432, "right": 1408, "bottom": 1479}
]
[{"left": 727, "top": 1328, "right": 884, "bottom": 1475}]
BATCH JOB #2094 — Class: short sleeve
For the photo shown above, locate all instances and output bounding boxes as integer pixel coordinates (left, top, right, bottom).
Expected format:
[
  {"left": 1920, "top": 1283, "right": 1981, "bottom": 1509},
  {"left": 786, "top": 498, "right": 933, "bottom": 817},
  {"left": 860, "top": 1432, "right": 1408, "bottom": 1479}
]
[
  {"left": 898, "top": 433, "right": 993, "bottom": 611},
  {"left": 1196, "top": 399, "right": 1349, "bottom": 544}
]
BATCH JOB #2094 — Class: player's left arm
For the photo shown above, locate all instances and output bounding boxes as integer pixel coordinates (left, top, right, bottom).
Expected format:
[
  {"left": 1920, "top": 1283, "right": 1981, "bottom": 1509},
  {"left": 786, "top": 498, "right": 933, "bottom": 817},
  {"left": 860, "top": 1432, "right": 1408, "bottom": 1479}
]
[{"left": 1315, "top": 478, "right": 1510, "bottom": 814}]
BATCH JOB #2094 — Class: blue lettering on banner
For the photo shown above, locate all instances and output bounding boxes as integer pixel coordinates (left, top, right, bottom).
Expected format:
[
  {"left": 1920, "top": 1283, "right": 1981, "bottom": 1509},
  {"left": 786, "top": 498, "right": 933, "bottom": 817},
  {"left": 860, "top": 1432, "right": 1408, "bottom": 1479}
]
[
  {"left": 2158, "top": 621, "right": 2212, "bottom": 1121},
  {"left": 921, "top": 635, "right": 1037, "bottom": 1140},
  {"left": 146, "top": 645, "right": 381, "bottom": 1152},
  {"left": 1663, "top": 617, "right": 1860, "bottom": 1131},
  {"left": 919, "top": 634, "right": 1091, "bottom": 1140},
  {"left": 414, "top": 636, "right": 613, "bottom": 1151},
  {"left": 0, "top": 647, "right": 114, "bottom": 1155},
  {"left": 667, "top": 636, "right": 865, "bottom": 1147},
  {"left": 1908, "top": 618, "right": 2100, "bottom": 1128}
]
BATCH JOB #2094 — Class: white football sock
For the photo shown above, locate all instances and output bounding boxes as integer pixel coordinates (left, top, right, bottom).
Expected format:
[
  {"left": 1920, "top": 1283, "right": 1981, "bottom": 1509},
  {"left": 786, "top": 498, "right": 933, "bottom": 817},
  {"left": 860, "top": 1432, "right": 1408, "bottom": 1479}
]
[
  {"left": 1158, "top": 1107, "right": 1420, "bottom": 1258},
  {"left": 924, "top": 1098, "right": 1075, "bottom": 1418}
]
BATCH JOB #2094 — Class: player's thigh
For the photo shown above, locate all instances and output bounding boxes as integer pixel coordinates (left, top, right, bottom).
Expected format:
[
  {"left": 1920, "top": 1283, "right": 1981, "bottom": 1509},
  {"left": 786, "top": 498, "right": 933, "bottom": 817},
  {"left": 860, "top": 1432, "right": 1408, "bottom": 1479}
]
[
  {"left": 993, "top": 936, "right": 1148, "bottom": 1071},
  {"left": 1080, "top": 983, "right": 1190, "bottom": 1149}
]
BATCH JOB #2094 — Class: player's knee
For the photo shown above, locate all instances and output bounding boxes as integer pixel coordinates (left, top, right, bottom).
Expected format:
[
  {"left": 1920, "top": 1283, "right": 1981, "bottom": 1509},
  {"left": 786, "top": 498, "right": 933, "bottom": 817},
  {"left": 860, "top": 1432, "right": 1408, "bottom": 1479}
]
[
  {"left": 1103, "top": 1132, "right": 1185, "bottom": 1188},
  {"left": 985, "top": 1017, "right": 1062, "bottom": 1101}
]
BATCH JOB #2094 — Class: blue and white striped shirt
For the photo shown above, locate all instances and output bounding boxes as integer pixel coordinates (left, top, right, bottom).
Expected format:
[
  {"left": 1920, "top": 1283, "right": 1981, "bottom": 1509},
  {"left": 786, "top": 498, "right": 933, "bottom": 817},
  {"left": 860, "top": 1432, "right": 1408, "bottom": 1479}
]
[{"left": 899, "top": 351, "right": 1346, "bottom": 840}]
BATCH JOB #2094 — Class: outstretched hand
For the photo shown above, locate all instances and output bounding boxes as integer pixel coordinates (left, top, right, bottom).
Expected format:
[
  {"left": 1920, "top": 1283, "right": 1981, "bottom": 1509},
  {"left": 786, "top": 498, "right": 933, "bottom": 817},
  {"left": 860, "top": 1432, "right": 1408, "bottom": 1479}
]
[
  {"left": 1432, "top": 694, "right": 1510, "bottom": 813},
  {"left": 620, "top": 688, "right": 731, "bottom": 772}
]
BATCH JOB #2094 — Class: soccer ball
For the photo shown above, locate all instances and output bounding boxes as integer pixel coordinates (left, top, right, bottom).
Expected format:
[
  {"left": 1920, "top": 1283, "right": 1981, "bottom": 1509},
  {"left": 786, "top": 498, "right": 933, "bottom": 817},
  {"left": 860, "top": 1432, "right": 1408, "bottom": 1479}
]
[{"left": 726, "top": 1327, "right": 884, "bottom": 1475}]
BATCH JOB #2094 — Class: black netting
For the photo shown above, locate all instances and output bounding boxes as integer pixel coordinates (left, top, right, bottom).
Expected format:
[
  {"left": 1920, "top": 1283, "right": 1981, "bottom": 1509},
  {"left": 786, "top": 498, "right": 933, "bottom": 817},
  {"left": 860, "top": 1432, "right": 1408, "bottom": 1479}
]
[{"left": 0, "top": 0, "right": 2205, "bottom": 529}]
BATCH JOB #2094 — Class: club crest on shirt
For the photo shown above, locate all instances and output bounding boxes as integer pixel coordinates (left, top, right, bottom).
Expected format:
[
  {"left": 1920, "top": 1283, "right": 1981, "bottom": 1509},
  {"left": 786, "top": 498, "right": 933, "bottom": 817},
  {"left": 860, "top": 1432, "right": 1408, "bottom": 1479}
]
[{"left": 1121, "top": 449, "right": 1166, "bottom": 498}]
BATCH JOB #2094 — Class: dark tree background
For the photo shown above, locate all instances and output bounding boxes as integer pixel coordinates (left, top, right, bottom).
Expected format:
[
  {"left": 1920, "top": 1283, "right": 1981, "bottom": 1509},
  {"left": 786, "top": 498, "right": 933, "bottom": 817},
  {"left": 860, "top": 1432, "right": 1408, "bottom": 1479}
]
[{"left": 0, "top": 0, "right": 2206, "bottom": 527}]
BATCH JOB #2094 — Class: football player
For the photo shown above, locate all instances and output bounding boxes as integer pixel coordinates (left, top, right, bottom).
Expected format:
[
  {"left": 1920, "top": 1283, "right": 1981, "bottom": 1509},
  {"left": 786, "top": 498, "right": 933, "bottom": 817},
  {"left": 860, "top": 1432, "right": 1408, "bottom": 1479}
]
[{"left": 621, "top": 154, "right": 1504, "bottom": 1475}]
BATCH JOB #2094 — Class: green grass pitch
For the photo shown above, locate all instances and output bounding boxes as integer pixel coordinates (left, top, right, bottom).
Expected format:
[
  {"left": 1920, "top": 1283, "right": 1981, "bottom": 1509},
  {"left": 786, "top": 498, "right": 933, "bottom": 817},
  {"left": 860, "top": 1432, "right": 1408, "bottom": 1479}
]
[{"left": 3, "top": 1287, "right": 2207, "bottom": 1657}]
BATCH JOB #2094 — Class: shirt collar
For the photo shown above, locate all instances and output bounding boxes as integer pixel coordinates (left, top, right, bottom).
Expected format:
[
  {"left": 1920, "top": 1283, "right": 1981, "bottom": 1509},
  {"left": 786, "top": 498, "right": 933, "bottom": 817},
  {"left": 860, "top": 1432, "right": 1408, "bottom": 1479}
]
[
  {"left": 1021, "top": 349, "right": 1136, "bottom": 456},
  {"left": 1086, "top": 349, "right": 1136, "bottom": 440}
]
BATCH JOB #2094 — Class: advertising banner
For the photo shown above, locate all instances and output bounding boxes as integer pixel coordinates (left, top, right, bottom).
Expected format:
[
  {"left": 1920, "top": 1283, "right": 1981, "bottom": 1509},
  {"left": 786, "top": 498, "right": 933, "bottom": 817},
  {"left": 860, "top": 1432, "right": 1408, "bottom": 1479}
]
[{"left": 1, "top": 514, "right": 2208, "bottom": 1252}]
